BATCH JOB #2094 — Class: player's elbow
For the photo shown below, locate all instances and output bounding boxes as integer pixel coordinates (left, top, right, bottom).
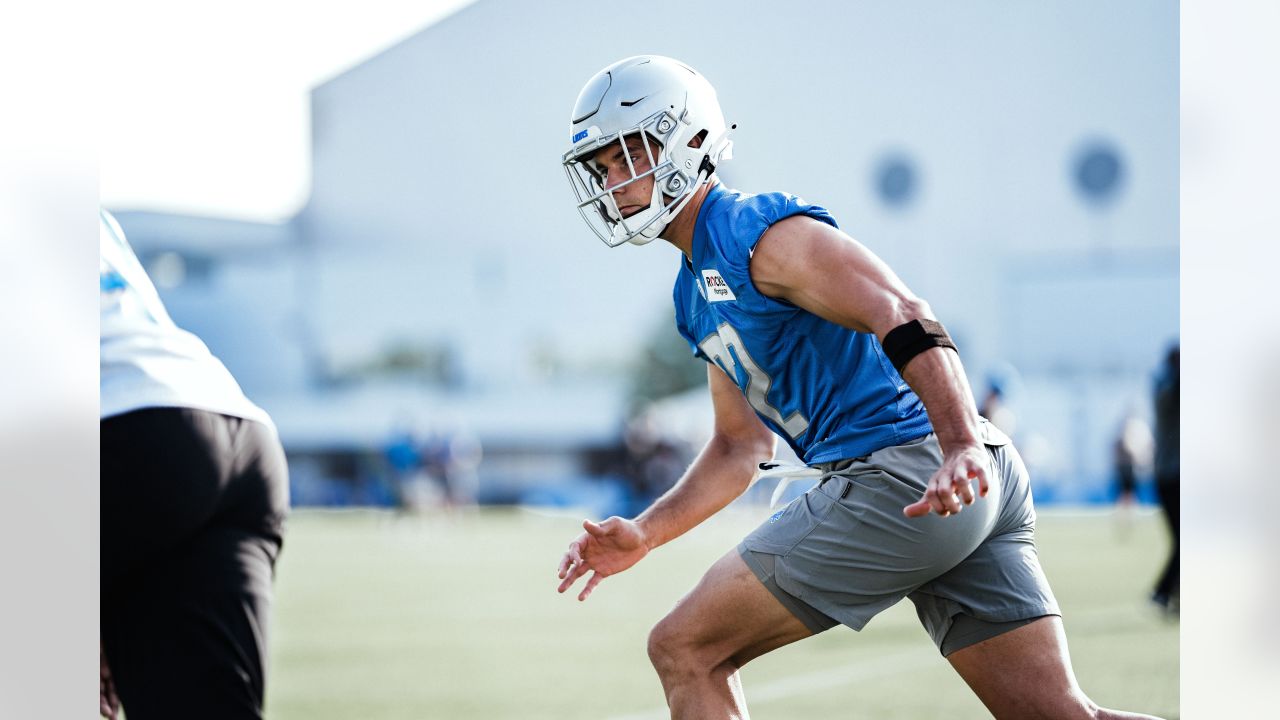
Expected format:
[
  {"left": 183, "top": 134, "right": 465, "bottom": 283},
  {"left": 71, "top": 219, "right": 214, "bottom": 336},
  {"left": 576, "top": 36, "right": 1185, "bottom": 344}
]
[
  {"left": 874, "top": 295, "right": 935, "bottom": 338},
  {"left": 709, "top": 430, "right": 775, "bottom": 485},
  {"left": 734, "top": 426, "right": 777, "bottom": 466}
]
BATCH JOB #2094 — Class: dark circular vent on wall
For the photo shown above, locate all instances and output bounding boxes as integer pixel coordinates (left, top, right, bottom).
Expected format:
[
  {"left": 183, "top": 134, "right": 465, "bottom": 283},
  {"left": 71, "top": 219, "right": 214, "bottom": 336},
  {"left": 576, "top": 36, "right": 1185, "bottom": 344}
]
[
  {"left": 874, "top": 153, "right": 918, "bottom": 209},
  {"left": 1072, "top": 140, "right": 1125, "bottom": 207}
]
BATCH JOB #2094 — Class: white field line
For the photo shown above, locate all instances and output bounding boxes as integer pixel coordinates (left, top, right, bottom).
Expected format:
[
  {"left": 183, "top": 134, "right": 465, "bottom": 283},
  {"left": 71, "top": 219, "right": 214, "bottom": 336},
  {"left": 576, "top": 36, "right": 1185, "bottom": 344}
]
[{"left": 605, "top": 645, "right": 933, "bottom": 720}]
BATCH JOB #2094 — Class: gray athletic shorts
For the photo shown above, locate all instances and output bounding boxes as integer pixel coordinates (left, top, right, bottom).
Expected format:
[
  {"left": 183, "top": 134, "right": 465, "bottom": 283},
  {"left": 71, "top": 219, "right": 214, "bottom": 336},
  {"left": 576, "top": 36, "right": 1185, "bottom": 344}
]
[{"left": 739, "top": 420, "right": 1060, "bottom": 655}]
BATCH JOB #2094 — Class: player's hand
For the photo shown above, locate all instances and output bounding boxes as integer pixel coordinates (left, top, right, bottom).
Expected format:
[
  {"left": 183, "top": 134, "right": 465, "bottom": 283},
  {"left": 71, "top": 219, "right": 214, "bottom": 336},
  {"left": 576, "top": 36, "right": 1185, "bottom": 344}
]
[
  {"left": 100, "top": 640, "right": 120, "bottom": 719},
  {"left": 903, "top": 444, "right": 990, "bottom": 518},
  {"left": 556, "top": 516, "right": 649, "bottom": 601}
]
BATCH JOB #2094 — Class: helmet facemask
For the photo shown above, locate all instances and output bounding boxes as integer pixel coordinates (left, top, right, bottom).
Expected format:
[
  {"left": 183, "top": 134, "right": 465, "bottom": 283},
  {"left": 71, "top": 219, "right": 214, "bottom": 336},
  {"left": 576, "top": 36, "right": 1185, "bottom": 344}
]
[{"left": 564, "top": 111, "right": 701, "bottom": 247}]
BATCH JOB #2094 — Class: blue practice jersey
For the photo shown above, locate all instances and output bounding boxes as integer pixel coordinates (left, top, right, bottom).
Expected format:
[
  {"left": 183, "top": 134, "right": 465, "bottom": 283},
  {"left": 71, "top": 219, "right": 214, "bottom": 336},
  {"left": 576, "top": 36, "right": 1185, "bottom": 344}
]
[{"left": 673, "top": 184, "right": 932, "bottom": 464}]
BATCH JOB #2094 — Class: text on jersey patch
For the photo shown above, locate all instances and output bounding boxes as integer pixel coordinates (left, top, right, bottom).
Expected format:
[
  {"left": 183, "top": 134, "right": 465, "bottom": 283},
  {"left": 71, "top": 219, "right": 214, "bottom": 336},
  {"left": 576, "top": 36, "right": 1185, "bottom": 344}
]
[{"left": 701, "top": 269, "right": 736, "bottom": 302}]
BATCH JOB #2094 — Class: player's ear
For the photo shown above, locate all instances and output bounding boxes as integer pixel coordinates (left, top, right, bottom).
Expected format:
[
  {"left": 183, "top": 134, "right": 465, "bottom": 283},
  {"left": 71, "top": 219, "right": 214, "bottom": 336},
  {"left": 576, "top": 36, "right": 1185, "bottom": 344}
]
[{"left": 687, "top": 130, "right": 707, "bottom": 149}]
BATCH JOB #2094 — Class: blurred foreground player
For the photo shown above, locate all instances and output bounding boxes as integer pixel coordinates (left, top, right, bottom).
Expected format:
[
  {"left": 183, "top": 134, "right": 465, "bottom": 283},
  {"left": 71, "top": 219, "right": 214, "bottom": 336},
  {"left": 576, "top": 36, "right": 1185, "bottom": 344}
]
[
  {"left": 100, "top": 210, "right": 289, "bottom": 719},
  {"left": 554, "top": 56, "right": 1165, "bottom": 719}
]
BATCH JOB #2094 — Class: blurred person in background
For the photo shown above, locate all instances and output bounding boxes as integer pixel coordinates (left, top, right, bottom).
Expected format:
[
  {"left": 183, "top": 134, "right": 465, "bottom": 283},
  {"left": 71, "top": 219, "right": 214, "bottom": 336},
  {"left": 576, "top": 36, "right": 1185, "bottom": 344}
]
[
  {"left": 621, "top": 412, "right": 688, "bottom": 516},
  {"left": 427, "top": 427, "right": 483, "bottom": 510},
  {"left": 100, "top": 210, "right": 289, "bottom": 719},
  {"left": 384, "top": 420, "right": 438, "bottom": 513},
  {"left": 978, "top": 375, "right": 1018, "bottom": 439},
  {"left": 1110, "top": 407, "right": 1153, "bottom": 538},
  {"left": 1151, "top": 344, "right": 1179, "bottom": 614},
  {"left": 554, "top": 56, "right": 1163, "bottom": 719}
]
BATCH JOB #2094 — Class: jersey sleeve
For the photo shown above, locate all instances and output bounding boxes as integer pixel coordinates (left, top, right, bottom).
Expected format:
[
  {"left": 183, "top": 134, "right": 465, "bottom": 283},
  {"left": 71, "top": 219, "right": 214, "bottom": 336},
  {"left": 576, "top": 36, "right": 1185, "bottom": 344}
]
[
  {"left": 705, "top": 192, "right": 839, "bottom": 310},
  {"left": 736, "top": 192, "right": 838, "bottom": 257}
]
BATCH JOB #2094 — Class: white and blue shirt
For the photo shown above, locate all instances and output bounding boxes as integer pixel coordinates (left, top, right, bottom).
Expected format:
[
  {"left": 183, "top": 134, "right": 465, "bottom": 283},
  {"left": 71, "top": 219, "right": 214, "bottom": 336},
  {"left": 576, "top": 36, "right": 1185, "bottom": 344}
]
[
  {"left": 673, "top": 184, "right": 931, "bottom": 464},
  {"left": 100, "top": 209, "right": 270, "bottom": 425}
]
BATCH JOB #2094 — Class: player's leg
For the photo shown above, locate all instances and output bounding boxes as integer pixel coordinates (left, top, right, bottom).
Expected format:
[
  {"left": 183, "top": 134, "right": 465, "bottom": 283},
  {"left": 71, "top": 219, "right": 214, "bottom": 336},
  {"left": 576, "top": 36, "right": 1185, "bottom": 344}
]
[
  {"left": 646, "top": 548, "right": 821, "bottom": 720},
  {"left": 946, "top": 616, "right": 1165, "bottom": 720},
  {"left": 102, "top": 524, "right": 280, "bottom": 720},
  {"left": 101, "top": 410, "right": 287, "bottom": 720},
  {"left": 924, "top": 438, "right": 1164, "bottom": 719},
  {"left": 650, "top": 427, "right": 1009, "bottom": 718}
]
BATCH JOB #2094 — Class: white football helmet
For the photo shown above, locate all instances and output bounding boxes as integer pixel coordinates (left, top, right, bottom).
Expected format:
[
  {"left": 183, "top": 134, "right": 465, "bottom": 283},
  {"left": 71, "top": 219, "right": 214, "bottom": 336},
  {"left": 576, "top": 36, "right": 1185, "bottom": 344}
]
[{"left": 563, "top": 55, "right": 734, "bottom": 247}]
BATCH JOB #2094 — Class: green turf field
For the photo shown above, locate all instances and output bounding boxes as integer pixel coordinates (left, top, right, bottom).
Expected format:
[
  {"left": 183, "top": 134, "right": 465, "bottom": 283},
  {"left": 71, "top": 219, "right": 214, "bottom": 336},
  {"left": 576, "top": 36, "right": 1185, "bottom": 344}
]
[{"left": 268, "top": 505, "right": 1178, "bottom": 719}]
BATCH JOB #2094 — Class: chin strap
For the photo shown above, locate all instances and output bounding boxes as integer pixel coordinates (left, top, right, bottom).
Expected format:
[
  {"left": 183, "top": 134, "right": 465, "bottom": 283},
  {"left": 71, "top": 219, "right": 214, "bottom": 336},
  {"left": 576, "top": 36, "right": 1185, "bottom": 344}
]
[
  {"left": 698, "top": 153, "right": 717, "bottom": 177},
  {"left": 656, "top": 122, "right": 737, "bottom": 228}
]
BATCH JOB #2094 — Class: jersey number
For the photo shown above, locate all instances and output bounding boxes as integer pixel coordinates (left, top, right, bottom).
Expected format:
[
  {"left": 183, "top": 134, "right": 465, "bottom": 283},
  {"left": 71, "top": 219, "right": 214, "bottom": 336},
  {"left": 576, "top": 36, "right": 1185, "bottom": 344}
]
[{"left": 698, "top": 322, "right": 810, "bottom": 439}]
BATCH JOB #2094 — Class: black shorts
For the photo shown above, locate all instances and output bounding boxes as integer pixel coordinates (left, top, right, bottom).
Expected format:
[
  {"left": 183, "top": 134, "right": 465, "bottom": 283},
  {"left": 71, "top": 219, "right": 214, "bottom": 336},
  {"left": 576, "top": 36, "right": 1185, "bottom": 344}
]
[{"left": 101, "top": 407, "right": 289, "bottom": 720}]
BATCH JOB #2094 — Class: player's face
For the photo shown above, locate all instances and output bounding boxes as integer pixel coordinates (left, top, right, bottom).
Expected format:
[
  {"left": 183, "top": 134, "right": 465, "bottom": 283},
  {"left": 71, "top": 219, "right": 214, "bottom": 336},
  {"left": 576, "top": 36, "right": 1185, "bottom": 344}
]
[{"left": 588, "top": 133, "right": 658, "bottom": 219}]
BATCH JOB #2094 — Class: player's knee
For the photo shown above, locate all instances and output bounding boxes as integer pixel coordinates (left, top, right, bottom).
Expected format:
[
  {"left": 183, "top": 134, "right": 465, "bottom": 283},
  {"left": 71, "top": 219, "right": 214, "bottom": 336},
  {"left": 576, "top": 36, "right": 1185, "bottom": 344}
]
[
  {"left": 647, "top": 615, "right": 699, "bottom": 679},
  {"left": 646, "top": 618, "right": 678, "bottom": 675}
]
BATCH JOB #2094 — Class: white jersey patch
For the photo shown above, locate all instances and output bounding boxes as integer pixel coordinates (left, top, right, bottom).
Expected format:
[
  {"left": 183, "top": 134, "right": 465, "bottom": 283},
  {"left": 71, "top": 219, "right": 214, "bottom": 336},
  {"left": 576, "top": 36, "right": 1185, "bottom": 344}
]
[{"left": 701, "top": 268, "right": 736, "bottom": 302}]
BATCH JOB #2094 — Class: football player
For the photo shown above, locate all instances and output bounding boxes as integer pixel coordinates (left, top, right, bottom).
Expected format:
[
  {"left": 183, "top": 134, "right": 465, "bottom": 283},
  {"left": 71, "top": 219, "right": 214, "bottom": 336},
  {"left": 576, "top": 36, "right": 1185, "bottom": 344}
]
[{"left": 555, "top": 56, "right": 1164, "bottom": 720}]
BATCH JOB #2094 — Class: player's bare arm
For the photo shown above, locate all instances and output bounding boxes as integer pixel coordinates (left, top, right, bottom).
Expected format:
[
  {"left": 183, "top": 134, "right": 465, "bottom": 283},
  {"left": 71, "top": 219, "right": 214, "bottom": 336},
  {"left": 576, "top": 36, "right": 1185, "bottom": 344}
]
[
  {"left": 750, "top": 215, "right": 988, "bottom": 517},
  {"left": 557, "top": 365, "right": 776, "bottom": 600},
  {"left": 635, "top": 365, "right": 777, "bottom": 547}
]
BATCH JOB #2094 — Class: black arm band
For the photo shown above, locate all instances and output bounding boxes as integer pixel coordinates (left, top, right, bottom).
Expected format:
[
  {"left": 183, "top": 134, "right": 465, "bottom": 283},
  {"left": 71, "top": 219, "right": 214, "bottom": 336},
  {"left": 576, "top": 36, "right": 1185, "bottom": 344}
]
[{"left": 881, "top": 319, "right": 957, "bottom": 373}]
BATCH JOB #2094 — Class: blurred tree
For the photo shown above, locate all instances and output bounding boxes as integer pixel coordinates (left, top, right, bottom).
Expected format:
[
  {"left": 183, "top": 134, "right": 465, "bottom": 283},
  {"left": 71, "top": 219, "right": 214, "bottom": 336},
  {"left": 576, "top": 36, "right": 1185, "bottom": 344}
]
[
  {"left": 334, "top": 338, "right": 463, "bottom": 388},
  {"left": 627, "top": 312, "right": 707, "bottom": 413}
]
